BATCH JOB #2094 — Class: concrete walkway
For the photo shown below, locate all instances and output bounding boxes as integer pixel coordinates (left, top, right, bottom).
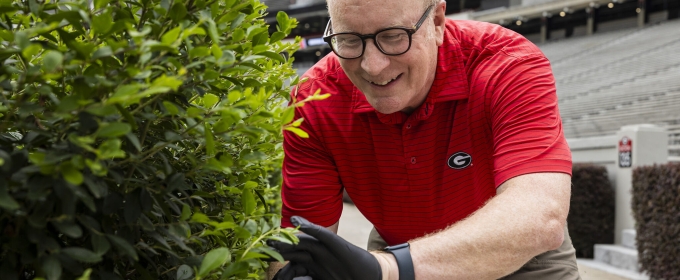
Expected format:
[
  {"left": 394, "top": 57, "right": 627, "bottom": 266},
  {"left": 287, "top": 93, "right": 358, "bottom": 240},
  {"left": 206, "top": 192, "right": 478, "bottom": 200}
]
[{"left": 337, "top": 202, "right": 632, "bottom": 280}]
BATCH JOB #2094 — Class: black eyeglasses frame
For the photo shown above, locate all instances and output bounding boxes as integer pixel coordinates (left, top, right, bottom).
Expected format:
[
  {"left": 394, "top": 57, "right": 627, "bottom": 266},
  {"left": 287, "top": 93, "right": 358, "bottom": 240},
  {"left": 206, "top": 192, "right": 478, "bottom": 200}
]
[{"left": 322, "top": 5, "right": 435, "bottom": 59}]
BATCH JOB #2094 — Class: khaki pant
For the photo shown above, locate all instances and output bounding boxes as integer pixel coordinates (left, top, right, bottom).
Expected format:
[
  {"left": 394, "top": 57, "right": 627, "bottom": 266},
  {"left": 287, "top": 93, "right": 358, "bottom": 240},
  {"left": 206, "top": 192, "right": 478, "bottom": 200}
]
[{"left": 367, "top": 224, "right": 581, "bottom": 279}]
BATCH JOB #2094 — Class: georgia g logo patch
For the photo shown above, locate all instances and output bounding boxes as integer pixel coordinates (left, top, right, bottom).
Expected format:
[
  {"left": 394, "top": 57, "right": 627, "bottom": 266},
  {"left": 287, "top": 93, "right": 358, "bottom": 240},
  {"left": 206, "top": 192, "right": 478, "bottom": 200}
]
[{"left": 448, "top": 152, "right": 472, "bottom": 169}]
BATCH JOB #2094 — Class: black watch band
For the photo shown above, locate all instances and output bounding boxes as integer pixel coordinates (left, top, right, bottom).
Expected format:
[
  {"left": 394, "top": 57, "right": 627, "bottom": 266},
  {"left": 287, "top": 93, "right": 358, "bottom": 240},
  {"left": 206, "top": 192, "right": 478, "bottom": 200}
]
[{"left": 383, "top": 243, "right": 415, "bottom": 280}]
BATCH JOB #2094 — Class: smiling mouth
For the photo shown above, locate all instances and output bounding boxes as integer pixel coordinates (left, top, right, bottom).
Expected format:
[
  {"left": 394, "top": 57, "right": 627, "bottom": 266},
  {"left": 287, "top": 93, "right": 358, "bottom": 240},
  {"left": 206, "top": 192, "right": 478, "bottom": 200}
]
[{"left": 368, "top": 74, "right": 402, "bottom": 86}]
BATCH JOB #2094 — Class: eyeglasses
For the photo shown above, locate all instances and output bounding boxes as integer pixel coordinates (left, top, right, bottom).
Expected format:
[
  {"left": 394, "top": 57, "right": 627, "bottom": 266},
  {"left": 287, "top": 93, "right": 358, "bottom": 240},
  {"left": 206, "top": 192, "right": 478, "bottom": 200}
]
[{"left": 322, "top": 5, "right": 434, "bottom": 59}]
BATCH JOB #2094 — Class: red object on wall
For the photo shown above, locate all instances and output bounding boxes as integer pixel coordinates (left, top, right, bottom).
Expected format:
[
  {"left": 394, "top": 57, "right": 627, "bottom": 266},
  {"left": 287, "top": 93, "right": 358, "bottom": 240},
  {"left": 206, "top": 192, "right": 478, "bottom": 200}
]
[{"left": 619, "top": 136, "right": 632, "bottom": 168}]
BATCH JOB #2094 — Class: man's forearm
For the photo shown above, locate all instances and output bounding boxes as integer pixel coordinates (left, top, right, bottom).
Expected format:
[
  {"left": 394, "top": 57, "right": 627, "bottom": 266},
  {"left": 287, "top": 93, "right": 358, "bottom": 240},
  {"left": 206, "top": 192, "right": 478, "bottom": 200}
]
[{"left": 402, "top": 173, "right": 571, "bottom": 280}]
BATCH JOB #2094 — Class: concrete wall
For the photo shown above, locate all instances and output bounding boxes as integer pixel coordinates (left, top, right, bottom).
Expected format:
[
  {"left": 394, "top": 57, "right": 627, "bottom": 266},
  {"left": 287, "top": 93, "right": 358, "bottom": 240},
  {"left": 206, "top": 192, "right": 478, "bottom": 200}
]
[{"left": 567, "top": 135, "right": 618, "bottom": 187}]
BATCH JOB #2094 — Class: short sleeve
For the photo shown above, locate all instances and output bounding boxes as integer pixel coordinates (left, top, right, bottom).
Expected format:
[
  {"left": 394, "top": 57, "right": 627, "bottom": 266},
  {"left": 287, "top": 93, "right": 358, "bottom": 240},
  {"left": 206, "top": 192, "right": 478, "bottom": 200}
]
[
  {"left": 280, "top": 84, "right": 344, "bottom": 228},
  {"left": 488, "top": 54, "right": 572, "bottom": 187}
]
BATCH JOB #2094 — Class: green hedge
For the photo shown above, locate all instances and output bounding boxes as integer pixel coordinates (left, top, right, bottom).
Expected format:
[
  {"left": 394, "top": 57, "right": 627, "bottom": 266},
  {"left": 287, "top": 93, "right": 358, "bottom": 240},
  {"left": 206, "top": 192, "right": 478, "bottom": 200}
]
[
  {"left": 632, "top": 163, "right": 680, "bottom": 279},
  {"left": 567, "top": 164, "right": 615, "bottom": 258},
  {"left": 0, "top": 0, "right": 309, "bottom": 278}
]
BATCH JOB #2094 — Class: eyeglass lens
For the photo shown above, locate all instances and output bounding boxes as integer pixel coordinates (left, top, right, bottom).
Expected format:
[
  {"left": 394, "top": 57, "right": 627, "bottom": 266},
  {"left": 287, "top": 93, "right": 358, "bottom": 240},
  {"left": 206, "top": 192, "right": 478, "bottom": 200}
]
[{"left": 330, "top": 29, "right": 411, "bottom": 58}]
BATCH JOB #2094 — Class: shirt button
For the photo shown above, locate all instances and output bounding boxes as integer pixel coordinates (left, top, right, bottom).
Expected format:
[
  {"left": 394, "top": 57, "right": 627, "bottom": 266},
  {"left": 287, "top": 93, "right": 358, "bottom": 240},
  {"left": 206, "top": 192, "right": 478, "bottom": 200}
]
[
  {"left": 410, "top": 157, "right": 416, "bottom": 164},
  {"left": 406, "top": 124, "right": 412, "bottom": 129}
]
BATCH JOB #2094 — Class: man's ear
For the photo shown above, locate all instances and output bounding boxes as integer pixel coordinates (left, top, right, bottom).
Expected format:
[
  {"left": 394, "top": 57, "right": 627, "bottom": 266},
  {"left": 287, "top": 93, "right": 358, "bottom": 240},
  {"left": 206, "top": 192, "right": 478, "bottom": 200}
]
[{"left": 433, "top": 1, "right": 447, "bottom": 46}]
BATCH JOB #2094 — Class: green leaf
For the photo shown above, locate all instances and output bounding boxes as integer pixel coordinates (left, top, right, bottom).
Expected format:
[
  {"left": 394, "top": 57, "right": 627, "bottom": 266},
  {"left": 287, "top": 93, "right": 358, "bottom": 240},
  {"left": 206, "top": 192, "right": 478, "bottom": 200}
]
[
  {"left": 230, "top": 13, "right": 246, "bottom": 30},
  {"left": 97, "top": 139, "right": 126, "bottom": 159},
  {"left": 75, "top": 269, "right": 92, "bottom": 280},
  {"left": 232, "top": 29, "right": 244, "bottom": 41},
  {"left": 91, "top": 234, "right": 111, "bottom": 255},
  {"left": 203, "top": 93, "right": 219, "bottom": 108},
  {"left": 243, "top": 219, "right": 257, "bottom": 234},
  {"left": 152, "top": 75, "right": 183, "bottom": 91},
  {"left": 0, "top": 188, "right": 20, "bottom": 211},
  {"left": 107, "top": 234, "right": 138, "bottom": 261},
  {"left": 244, "top": 181, "right": 257, "bottom": 189},
  {"left": 270, "top": 31, "right": 286, "bottom": 43},
  {"left": 22, "top": 43, "right": 42, "bottom": 59},
  {"left": 291, "top": 118, "right": 303, "bottom": 127},
  {"left": 206, "top": 19, "right": 219, "bottom": 43},
  {"left": 85, "top": 104, "right": 117, "bottom": 116},
  {"left": 125, "top": 133, "right": 142, "bottom": 152},
  {"left": 61, "top": 247, "right": 102, "bottom": 263},
  {"left": 162, "top": 27, "right": 182, "bottom": 45},
  {"left": 184, "top": 26, "right": 206, "bottom": 38},
  {"left": 14, "top": 31, "right": 29, "bottom": 49},
  {"left": 107, "top": 84, "right": 143, "bottom": 104},
  {"left": 164, "top": 131, "right": 181, "bottom": 142},
  {"left": 42, "top": 255, "right": 62, "bottom": 280},
  {"left": 187, "top": 107, "right": 203, "bottom": 118},
  {"left": 240, "top": 251, "right": 268, "bottom": 261},
  {"left": 257, "top": 246, "right": 284, "bottom": 263},
  {"left": 284, "top": 126, "right": 309, "bottom": 138},
  {"left": 61, "top": 163, "right": 84, "bottom": 185},
  {"left": 190, "top": 212, "right": 210, "bottom": 223},
  {"left": 163, "top": 101, "right": 179, "bottom": 115},
  {"left": 180, "top": 204, "right": 191, "bottom": 221},
  {"left": 176, "top": 264, "right": 193, "bottom": 280},
  {"left": 92, "top": 12, "right": 113, "bottom": 35},
  {"left": 241, "top": 189, "right": 255, "bottom": 215},
  {"left": 214, "top": 221, "right": 236, "bottom": 230},
  {"left": 197, "top": 247, "right": 230, "bottom": 277},
  {"left": 42, "top": 51, "right": 63, "bottom": 73},
  {"left": 95, "top": 122, "right": 132, "bottom": 138},
  {"left": 189, "top": 46, "right": 210, "bottom": 58},
  {"left": 94, "top": 0, "right": 110, "bottom": 9},
  {"left": 276, "top": 11, "right": 291, "bottom": 32},
  {"left": 221, "top": 261, "right": 249, "bottom": 278},
  {"left": 281, "top": 108, "right": 294, "bottom": 125},
  {"left": 260, "top": 51, "right": 285, "bottom": 63},
  {"left": 227, "top": 90, "right": 241, "bottom": 103},
  {"left": 92, "top": 46, "right": 113, "bottom": 59},
  {"left": 266, "top": 235, "right": 294, "bottom": 245},
  {"left": 170, "top": 3, "right": 187, "bottom": 21},
  {"left": 211, "top": 43, "right": 222, "bottom": 59},
  {"left": 52, "top": 220, "right": 83, "bottom": 238}
]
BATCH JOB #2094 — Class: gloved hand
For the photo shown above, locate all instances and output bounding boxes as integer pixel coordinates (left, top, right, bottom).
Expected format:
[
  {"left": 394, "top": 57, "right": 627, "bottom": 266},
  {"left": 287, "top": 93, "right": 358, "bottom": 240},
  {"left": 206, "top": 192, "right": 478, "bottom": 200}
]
[{"left": 268, "top": 216, "right": 383, "bottom": 280}]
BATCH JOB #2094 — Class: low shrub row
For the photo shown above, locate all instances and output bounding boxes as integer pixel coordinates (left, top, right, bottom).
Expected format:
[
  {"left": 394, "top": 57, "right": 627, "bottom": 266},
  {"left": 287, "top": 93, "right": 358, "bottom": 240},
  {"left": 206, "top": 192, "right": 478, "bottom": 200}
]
[
  {"left": 567, "top": 164, "right": 615, "bottom": 258},
  {"left": 632, "top": 162, "right": 680, "bottom": 279}
]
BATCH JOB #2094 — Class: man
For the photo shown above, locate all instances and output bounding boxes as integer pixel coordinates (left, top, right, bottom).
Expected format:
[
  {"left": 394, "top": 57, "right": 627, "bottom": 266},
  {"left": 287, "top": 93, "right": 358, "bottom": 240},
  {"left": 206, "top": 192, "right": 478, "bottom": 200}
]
[{"left": 268, "top": 0, "right": 579, "bottom": 278}]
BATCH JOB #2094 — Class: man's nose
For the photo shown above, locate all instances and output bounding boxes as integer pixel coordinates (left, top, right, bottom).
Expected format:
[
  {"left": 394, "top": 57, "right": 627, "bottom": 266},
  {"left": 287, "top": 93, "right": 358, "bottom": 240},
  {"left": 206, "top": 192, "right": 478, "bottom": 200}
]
[{"left": 360, "top": 40, "right": 390, "bottom": 76}]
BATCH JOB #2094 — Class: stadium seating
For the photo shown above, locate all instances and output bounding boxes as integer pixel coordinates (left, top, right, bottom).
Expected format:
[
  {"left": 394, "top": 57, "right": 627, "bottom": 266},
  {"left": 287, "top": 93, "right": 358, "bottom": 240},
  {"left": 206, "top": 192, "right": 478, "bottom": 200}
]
[{"left": 539, "top": 19, "right": 680, "bottom": 157}]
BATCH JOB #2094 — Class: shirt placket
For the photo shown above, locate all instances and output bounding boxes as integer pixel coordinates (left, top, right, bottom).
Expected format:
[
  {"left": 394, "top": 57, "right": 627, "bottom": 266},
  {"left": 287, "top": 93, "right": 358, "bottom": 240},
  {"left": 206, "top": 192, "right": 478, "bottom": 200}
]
[{"left": 402, "top": 117, "right": 418, "bottom": 176}]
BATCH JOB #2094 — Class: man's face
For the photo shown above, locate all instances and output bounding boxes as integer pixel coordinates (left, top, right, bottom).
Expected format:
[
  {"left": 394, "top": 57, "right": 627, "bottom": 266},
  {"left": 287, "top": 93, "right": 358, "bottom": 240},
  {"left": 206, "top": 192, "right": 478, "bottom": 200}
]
[{"left": 327, "top": 0, "right": 445, "bottom": 114}]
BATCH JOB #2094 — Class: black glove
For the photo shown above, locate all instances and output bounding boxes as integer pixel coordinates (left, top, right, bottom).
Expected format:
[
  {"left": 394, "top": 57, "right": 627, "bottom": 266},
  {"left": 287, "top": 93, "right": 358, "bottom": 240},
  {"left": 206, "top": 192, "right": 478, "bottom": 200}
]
[{"left": 269, "top": 216, "right": 383, "bottom": 280}]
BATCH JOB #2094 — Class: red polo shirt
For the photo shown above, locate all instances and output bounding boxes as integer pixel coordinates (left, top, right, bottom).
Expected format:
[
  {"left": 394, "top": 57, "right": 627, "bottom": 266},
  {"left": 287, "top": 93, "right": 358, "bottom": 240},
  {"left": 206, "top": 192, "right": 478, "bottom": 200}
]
[{"left": 281, "top": 20, "right": 572, "bottom": 245}]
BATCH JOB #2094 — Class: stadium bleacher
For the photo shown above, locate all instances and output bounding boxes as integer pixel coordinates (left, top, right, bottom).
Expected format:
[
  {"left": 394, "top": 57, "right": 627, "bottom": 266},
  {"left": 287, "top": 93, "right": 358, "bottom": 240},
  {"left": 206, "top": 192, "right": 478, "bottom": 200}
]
[{"left": 539, "top": 19, "right": 680, "bottom": 158}]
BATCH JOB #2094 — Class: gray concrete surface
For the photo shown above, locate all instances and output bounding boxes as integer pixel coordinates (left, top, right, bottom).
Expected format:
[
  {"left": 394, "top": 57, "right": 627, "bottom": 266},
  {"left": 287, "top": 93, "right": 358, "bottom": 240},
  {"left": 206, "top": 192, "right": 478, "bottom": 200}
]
[{"left": 337, "top": 202, "right": 635, "bottom": 279}]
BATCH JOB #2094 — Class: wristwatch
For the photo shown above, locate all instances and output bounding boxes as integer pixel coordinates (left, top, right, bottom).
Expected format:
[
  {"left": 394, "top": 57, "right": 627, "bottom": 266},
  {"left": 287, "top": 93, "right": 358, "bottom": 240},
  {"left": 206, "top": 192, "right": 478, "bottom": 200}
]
[{"left": 383, "top": 243, "right": 415, "bottom": 280}]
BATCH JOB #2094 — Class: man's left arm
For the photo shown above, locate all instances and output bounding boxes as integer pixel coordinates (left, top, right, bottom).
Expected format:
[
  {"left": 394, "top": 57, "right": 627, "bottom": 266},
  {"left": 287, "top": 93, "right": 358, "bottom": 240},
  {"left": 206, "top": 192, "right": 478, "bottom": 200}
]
[{"left": 375, "top": 171, "right": 570, "bottom": 279}]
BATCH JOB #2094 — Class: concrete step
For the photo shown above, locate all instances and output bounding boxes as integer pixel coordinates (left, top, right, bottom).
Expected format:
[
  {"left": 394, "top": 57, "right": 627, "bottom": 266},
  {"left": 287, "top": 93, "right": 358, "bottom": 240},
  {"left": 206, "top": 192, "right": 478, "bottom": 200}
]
[
  {"left": 622, "top": 229, "right": 636, "bottom": 249},
  {"left": 578, "top": 259, "right": 649, "bottom": 280},
  {"left": 594, "top": 244, "right": 640, "bottom": 272}
]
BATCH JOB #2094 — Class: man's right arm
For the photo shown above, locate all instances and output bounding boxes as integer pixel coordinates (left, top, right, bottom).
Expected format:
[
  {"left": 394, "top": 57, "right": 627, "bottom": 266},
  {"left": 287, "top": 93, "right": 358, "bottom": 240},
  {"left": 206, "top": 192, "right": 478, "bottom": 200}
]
[{"left": 266, "top": 222, "right": 339, "bottom": 280}]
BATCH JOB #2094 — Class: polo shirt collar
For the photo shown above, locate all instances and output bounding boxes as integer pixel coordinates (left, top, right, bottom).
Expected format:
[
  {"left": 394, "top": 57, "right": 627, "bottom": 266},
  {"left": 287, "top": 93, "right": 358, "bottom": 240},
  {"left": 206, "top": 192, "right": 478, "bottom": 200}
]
[{"left": 351, "top": 35, "right": 470, "bottom": 124}]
